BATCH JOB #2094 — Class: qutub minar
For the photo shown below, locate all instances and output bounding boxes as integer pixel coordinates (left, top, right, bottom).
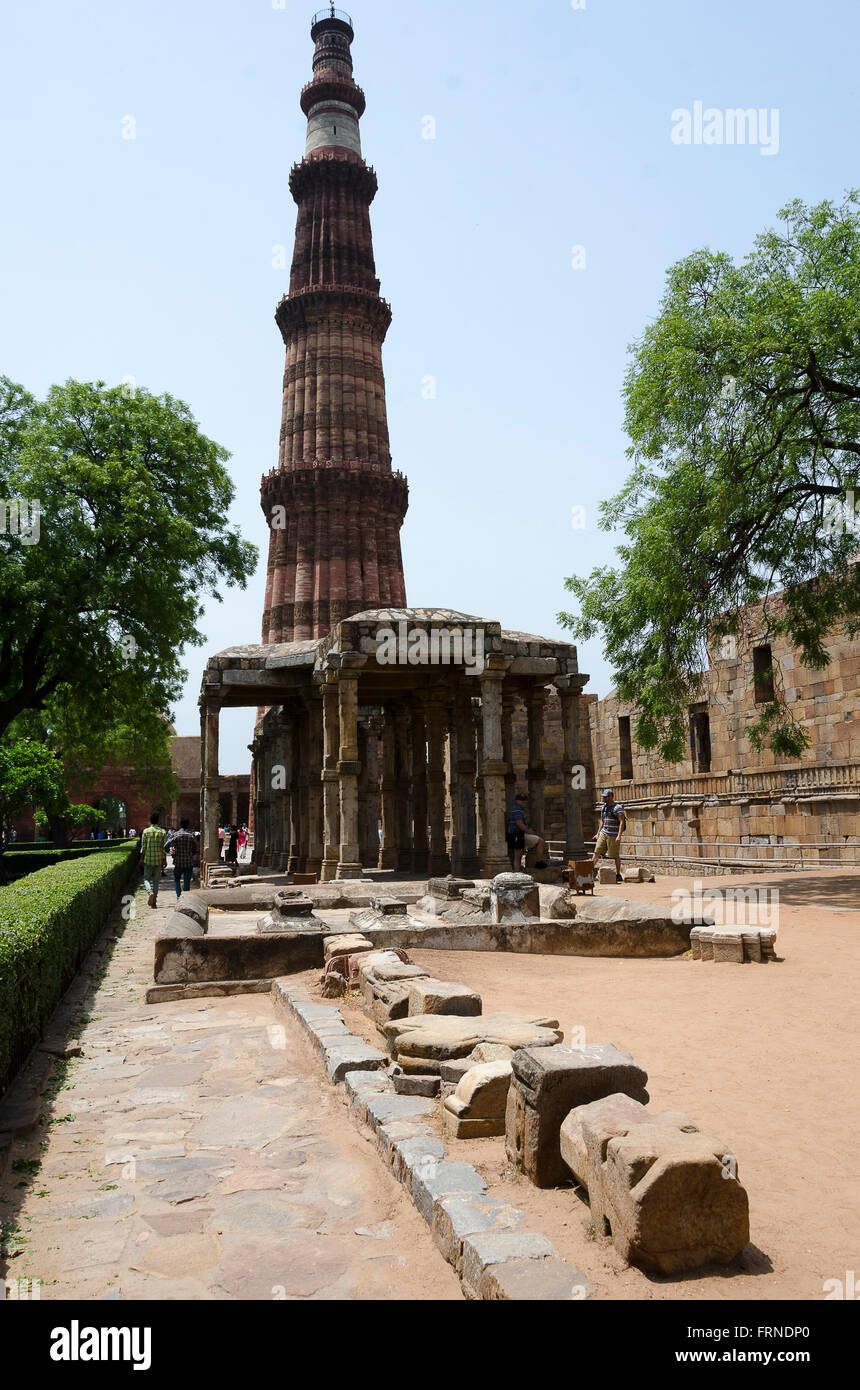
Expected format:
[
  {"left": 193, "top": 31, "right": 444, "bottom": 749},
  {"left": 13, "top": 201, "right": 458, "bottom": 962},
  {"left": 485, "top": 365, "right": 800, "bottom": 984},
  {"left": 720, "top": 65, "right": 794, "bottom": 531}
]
[
  {"left": 261, "top": 6, "right": 408, "bottom": 643},
  {"left": 199, "top": 8, "right": 589, "bottom": 880}
]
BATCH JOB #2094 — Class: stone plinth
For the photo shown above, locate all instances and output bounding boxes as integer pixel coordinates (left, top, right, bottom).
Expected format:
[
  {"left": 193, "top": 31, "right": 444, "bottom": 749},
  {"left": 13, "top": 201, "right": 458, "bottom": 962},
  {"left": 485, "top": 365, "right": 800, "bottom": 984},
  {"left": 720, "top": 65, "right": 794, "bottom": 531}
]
[{"left": 505, "top": 1043, "right": 649, "bottom": 1188}]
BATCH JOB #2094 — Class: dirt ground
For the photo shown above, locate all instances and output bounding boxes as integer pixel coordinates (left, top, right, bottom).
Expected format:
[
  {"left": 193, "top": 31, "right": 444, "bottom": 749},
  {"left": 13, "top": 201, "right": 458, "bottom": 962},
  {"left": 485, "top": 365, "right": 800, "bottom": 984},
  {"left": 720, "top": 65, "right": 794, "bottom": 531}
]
[{"left": 333, "top": 868, "right": 860, "bottom": 1301}]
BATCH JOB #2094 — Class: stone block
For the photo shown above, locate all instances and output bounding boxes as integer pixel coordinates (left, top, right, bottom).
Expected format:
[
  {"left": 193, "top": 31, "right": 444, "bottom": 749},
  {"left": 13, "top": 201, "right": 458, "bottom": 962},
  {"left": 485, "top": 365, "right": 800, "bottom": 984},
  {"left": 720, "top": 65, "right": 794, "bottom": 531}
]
[
  {"left": 390, "top": 1134, "right": 446, "bottom": 1190},
  {"left": 324, "top": 933, "right": 372, "bottom": 961},
  {"left": 324, "top": 1042, "right": 387, "bottom": 1084},
  {"left": 544, "top": 887, "right": 579, "bottom": 920},
  {"left": 343, "top": 1069, "right": 393, "bottom": 1123},
  {"left": 506, "top": 1043, "right": 649, "bottom": 1188},
  {"left": 432, "top": 1195, "right": 526, "bottom": 1271},
  {"left": 376, "top": 1120, "right": 435, "bottom": 1169},
  {"left": 597, "top": 866, "right": 617, "bottom": 885},
  {"left": 363, "top": 1095, "right": 436, "bottom": 1134},
  {"left": 490, "top": 872, "right": 540, "bottom": 923},
  {"left": 480, "top": 1256, "right": 593, "bottom": 1301},
  {"left": 443, "top": 1060, "right": 512, "bottom": 1138},
  {"left": 427, "top": 877, "right": 475, "bottom": 900},
  {"left": 391, "top": 1068, "right": 440, "bottom": 1097},
  {"left": 460, "top": 1230, "right": 557, "bottom": 1300},
  {"left": 411, "top": 1160, "right": 487, "bottom": 1226},
  {"left": 559, "top": 1095, "right": 749, "bottom": 1273},
  {"left": 407, "top": 979, "right": 482, "bottom": 1017}
]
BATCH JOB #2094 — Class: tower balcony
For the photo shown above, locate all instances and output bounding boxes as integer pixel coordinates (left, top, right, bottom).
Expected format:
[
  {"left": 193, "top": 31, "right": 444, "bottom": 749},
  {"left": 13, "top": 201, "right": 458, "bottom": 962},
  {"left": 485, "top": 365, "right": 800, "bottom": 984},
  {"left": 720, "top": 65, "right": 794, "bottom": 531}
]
[{"left": 311, "top": 9, "right": 354, "bottom": 41}]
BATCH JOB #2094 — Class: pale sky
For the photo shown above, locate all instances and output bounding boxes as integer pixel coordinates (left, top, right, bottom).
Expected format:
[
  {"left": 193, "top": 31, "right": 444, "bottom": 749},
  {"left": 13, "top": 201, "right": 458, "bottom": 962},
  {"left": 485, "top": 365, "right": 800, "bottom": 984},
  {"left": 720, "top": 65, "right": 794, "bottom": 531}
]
[{"left": 2, "top": 0, "right": 857, "bottom": 771}]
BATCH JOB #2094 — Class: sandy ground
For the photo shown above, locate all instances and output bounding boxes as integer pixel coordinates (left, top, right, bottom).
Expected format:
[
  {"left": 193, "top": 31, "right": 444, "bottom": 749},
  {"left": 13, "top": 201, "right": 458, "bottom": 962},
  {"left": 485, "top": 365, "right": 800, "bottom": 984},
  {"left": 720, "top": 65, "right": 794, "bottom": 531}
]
[{"left": 332, "top": 868, "right": 860, "bottom": 1301}]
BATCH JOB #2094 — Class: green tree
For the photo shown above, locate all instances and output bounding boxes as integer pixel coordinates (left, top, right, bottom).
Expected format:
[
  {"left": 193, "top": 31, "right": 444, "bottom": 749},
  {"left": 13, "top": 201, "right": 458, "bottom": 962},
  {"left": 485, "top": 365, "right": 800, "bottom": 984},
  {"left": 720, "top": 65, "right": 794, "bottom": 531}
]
[
  {"left": 0, "top": 377, "right": 258, "bottom": 746},
  {"left": 0, "top": 739, "right": 66, "bottom": 872},
  {"left": 560, "top": 193, "right": 860, "bottom": 762}
]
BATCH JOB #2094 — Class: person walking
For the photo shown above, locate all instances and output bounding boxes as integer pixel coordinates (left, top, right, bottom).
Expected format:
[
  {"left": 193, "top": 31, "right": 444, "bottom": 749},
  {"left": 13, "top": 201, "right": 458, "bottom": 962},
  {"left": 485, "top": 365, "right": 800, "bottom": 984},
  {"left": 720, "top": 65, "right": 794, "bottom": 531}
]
[
  {"left": 166, "top": 817, "right": 196, "bottom": 898},
  {"left": 225, "top": 824, "right": 239, "bottom": 877},
  {"left": 140, "top": 814, "right": 167, "bottom": 908},
  {"left": 591, "top": 789, "right": 626, "bottom": 883}
]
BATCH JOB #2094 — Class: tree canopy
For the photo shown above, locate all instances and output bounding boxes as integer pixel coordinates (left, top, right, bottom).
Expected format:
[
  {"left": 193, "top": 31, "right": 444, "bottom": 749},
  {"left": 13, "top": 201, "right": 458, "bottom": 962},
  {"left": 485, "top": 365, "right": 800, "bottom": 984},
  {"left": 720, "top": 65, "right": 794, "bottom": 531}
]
[
  {"left": 0, "top": 377, "right": 258, "bottom": 760},
  {"left": 560, "top": 193, "right": 860, "bottom": 761}
]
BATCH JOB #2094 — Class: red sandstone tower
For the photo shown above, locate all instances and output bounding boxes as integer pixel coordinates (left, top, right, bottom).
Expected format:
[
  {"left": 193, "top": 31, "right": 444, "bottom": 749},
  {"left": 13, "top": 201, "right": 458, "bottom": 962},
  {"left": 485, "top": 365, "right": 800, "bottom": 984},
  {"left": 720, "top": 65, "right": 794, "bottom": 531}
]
[{"left": 260, "top": 7, "right": 408, "bottom": 644}]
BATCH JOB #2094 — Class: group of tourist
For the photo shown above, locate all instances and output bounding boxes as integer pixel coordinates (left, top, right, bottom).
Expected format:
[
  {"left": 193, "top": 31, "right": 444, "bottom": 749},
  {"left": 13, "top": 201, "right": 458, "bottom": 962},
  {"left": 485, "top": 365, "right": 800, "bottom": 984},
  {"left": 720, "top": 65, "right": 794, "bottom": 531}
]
[
  {"left": 217, "top": 824, "right": 249, "bottom": 866},
  {"left": 138, "top": 815, "right": 201, "bottom": 908},
  {"left": 506, "top": 788, "right": 626, "bottom": 880}
]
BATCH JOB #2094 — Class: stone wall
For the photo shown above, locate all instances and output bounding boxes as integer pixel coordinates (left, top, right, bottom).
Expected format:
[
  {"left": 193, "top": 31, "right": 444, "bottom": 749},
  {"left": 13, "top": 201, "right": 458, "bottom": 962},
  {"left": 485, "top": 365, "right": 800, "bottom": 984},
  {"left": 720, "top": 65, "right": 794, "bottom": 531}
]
[{"left": 586, "top": 605, "right": 860, "bottom": 863}]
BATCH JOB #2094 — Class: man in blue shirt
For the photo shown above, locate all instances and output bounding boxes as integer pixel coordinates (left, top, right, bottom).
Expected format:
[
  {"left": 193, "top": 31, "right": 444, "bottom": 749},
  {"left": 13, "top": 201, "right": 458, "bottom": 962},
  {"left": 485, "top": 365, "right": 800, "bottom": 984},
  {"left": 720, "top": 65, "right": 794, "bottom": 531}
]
[
  {"left": 506, "top": 792, "right": 548, "bottom": 873},
  {"left": 592, "top": 788, "right": 626, "bottom": 883}
]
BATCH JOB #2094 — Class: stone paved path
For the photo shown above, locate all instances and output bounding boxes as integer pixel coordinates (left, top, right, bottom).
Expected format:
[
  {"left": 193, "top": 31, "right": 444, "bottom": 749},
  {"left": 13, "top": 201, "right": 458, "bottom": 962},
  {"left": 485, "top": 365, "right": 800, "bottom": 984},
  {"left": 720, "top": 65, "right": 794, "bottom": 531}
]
[{"left": 0, "top": 878, "right": 461, "bottom": 1300}]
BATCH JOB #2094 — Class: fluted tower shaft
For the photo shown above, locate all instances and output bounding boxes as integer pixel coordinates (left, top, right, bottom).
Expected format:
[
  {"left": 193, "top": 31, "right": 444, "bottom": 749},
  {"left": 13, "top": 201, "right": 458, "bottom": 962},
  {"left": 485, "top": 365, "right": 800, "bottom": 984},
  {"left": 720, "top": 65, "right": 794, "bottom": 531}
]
[{"left": 261, "top": 9, "right": 408, "bottom": 643}]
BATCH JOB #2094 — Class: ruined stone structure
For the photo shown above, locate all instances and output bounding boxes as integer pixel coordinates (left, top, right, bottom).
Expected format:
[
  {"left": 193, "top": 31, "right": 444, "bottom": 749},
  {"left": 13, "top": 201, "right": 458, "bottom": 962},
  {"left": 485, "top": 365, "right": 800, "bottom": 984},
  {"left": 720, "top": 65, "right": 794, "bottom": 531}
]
[
  {"left": 201, "top": 611, "right": 589, "bottom": 877},
  {"left": 588, "top": 599, "right": 860, "bottom": 864},
  {"left": 260, "top": 8, "right": 408, "bottom": 644},
  {"left": 199, "top": 13, "right": 591, "bottom": 876}
]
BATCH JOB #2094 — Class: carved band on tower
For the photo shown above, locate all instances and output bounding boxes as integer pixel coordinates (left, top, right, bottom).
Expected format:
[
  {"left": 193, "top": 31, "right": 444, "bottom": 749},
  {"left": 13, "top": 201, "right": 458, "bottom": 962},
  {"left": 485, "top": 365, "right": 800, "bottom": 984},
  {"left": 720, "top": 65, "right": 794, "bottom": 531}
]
[{"left": 261, "top": 9, "right": 409, "bottom": 644}]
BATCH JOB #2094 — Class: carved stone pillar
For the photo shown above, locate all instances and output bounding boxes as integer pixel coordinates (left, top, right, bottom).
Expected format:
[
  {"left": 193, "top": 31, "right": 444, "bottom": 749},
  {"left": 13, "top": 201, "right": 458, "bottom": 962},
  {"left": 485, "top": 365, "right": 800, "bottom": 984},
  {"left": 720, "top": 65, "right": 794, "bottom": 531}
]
[
  {"left": 201, "top": 698, "right": 221, "bottom": 866},
  {"left": 336, "top": 668, "right": 363, "bottom": 878},
  {"left": 426, "top": 689, "right": 450, "bottom": 875},
  {"left": 379, "top": 707, "right": 398, "bottom": 870},
  {"left": 410, "top": 700, "right": 428, "bottom": 874},
  {"left": 502, "top": 692, "right": 517, "bottom": 809},
  {"left": 320, "top": 680, "right": 340, "bottom": 882},
  {"left": 395, "top": 703, "right": 413, "bottom": 871},
  {"left": 479, "top": 664, "right": 512, "bottom": 878},
  {"left": 362, "top": 714, "right": 382, "bottom": 868},
  {"left": 526, "top": 686, "right": 548, "bottom": 853},
  {"left": 473, "top": 698, "right": 486, "bottom": 859},
  {"left": 555, "top": 675, "right": 588, "bottom": 861},
  {"left": 452, "top": 690, "right": 479, "bottom": 877},
  {"left": 305, "top": 690, "right": 324, "bottom": 876}
]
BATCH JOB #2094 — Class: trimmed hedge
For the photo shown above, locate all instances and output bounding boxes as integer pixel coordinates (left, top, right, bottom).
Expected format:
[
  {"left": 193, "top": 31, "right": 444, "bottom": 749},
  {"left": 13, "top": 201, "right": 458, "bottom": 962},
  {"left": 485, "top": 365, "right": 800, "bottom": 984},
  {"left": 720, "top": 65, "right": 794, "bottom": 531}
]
[
  {"left": 0, "top": 844, "right": 138, "bottom": 1095},
  {"left": 8, "top": 838, "right": 133, "bottom": 852},
  {"left": 1, "top": 841, "right": 136, "bottom": 883}
]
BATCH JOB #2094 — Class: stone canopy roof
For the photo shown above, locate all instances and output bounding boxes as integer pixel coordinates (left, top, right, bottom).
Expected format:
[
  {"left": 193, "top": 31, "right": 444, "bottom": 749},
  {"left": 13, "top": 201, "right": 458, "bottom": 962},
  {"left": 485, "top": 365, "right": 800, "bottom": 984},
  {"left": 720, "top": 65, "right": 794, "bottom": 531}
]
[{"left": 202, "top": 608, "right": 585, "bottom": 709}]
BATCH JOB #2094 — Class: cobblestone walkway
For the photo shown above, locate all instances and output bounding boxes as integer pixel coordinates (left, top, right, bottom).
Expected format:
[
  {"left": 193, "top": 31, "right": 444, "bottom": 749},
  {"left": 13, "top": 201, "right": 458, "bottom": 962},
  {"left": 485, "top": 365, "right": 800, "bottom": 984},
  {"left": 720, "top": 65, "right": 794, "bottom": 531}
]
[{"left": 0, "top": 880, "right": 461, "bottom": 1300}]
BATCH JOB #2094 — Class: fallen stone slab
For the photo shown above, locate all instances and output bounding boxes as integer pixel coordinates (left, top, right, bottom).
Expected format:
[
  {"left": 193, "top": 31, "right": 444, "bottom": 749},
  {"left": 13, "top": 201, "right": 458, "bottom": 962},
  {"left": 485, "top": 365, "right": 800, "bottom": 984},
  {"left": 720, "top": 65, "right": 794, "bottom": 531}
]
[
  {"left": 506, "top": 1043, "right": 649, "bottom": 1188},
  {"left": 432, "top": 1194, "right": 526, "bottom": 1271},
  {"left": 597, "top": 866, "right": 619, "bottom": 884},
  {"left": 443, "top": 1060, "right": 513, "bottom": 1138},
  {"left": 359, "top": 952, "right": 430, "bottom": 1024},
  {"left": 411, "top": 1160, "right": 488, "bottom": 1226},
  {"left": 407, "top": 978, "right": 482, "bottom": 1017},
  {"left": 146, "top": 978, "right": 273, "bottom": 1004},
  {"left": 560, "top": 1094, "right": 749, "bottom": 1273},
  {"left": 383, "top": 1013, "right": 563, "bottom": 1075}
]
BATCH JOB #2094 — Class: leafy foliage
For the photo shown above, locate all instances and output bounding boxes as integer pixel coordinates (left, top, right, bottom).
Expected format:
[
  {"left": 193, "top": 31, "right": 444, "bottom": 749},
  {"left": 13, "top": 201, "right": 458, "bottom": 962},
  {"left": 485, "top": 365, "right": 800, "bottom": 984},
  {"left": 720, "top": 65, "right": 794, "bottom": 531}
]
[
  {"left": 560, "top": 194, "right": 860, "bottom": 761},
  {"left": 0, "top": 377, "right": 258, "bottom": 750}
]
